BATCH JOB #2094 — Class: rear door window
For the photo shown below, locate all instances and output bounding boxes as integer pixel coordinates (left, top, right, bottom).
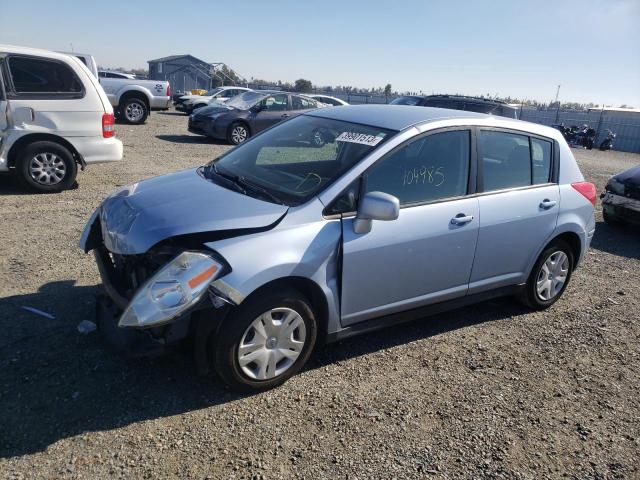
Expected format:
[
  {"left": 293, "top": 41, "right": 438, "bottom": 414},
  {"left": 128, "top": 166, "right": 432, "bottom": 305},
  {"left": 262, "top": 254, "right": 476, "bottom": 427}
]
[
  {"left": 365, "top": 130, "right": 471, "bottom": 205},
  {"left": 479, "top": 131, "right": 531, "bottom": 191},
  {"left": 7, "top": 55, "right": 83, "bottom": 97}
]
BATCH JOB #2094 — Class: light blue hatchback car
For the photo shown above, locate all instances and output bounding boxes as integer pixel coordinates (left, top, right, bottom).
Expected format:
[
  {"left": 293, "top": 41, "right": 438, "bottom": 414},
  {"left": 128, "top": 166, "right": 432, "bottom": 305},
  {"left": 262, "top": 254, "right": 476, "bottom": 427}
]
[{"left": 81, "top": 105, "right": 597, "bottom": 391}]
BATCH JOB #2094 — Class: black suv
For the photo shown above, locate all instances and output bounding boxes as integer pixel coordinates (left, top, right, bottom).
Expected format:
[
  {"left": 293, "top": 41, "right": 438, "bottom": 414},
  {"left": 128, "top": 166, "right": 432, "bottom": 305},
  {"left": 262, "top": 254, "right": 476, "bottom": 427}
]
[{"left": 390, "top": 94, "right": 518, "bottom": 119}]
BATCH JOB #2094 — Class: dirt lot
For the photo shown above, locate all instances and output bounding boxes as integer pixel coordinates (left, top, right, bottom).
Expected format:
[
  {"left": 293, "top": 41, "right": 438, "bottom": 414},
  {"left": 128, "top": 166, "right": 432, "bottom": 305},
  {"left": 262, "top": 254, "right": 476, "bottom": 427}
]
[{"left": 1, "top": 111, "right": 639, "bottom": 479}]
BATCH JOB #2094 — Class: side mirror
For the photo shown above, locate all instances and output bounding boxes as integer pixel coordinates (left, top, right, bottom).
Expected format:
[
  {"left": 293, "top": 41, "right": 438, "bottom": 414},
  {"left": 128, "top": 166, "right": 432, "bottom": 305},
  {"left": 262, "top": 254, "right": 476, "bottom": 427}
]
[
  {"left": 251, "top": 104, "right": 263, "bottom": 113},
  {"left": 353, "top": 191, "right": 400, "bottom": 234}
]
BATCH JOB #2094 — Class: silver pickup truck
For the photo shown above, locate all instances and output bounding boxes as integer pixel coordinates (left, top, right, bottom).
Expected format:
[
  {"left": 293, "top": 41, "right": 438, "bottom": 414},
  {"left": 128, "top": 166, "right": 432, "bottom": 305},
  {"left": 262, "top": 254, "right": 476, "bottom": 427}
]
[
  {"left": 69, "top": 54, "right": 171, "bottom": 125},
  {"left": 98, "top": 71, "right": 171, "bottom": 125}
]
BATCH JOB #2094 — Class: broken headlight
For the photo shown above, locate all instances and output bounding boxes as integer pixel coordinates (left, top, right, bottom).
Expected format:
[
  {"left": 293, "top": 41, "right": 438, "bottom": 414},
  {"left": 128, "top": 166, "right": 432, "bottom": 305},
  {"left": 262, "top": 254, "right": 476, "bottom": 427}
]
[{"left": 119, "top": 251, "right": 222, "bottom": 328}]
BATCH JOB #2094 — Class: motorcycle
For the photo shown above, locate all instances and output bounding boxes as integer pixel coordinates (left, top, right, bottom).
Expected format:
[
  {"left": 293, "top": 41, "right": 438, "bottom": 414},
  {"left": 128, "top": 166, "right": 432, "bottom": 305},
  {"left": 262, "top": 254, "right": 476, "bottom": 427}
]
[
  {"left": 599, "top": 129, "right": 616, "bottom": 151},
  {"left": 551, "top": 123, "right": 579, "bottom": 144},
  {"left": 573, "top": 124, "right": 596, "bottom": 149}
]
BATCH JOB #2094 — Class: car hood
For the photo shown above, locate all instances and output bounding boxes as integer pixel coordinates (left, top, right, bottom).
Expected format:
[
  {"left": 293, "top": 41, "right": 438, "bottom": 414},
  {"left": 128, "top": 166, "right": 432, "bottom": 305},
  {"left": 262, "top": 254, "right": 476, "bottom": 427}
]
[
  {"left": 614, "top": 165, "right": 640, "bottom": 187},
  {"left": 96, "top": 169, "right": 288, "bottom": 255}
]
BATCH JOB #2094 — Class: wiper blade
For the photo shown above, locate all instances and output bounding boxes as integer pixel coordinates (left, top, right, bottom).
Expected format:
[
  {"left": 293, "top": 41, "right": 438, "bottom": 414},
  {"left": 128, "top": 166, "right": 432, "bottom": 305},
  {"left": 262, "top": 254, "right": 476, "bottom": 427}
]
[
  {"left": 209, "top": 164, "right": 284, "bottom": 204},
  {"left": 208, "top": 163, "right": 246, "bottom": 194},
  {"left": 238, "top": 178, "right": 284, "bottom": 205}
]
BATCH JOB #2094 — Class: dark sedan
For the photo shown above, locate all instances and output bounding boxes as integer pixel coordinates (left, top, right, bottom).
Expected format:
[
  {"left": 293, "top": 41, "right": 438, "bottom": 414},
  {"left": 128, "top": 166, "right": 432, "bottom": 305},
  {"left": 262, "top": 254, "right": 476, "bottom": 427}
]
[
  {"left": 601, "top": 165, "right": 640, "bottom": 226},
  {"left": 390, "top": 94, "right": 519, "bottom": 119},
  {"left": 188, "top": 91, "right": 324, "bottom": 145}
]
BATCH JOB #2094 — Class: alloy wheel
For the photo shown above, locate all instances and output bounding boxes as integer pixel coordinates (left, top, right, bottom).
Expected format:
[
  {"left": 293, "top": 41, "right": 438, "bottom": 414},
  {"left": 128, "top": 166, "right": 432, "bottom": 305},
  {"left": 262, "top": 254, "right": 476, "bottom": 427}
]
[
  {"left": 125, "top": 101, "right": 145, "bottom": 122},
  {"left": 536, "top": 251, "right": 569, "bottom": 301},
  {"left": 237, "top": 307, "right": 307, "bottom": 380},
  {"left": 231, "top": 125, "right": 248, "bottom": 144},
  {"left": 29, "top": 152, "right": 67, "bottom": 185}
]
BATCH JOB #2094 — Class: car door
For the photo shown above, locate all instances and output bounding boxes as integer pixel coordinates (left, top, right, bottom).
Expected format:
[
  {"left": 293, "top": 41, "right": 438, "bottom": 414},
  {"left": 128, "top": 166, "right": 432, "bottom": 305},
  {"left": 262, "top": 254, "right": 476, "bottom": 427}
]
[
  {"left": 469, "top": 129, "right": 559, "bottom": 294},
  {"left": 0, "top": 57, "right": 10, "bottom": 167},
  {"left": 3, "top": 54, "right": 102, "bottom": 139},
  {"left": 252, "top": 93, "right": 290, "bottom": 133},
  {"left": 340, "top": 129, "right": 479, "bottom": 326}
]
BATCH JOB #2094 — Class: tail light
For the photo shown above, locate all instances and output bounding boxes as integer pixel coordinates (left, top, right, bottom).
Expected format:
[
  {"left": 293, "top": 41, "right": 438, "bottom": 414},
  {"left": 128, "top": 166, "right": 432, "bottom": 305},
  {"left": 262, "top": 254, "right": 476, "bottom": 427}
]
[
  {"left": 571, "top": 181, "right": 597, "bottom": 206},
  {"left": 167, "top": 85, "right": 172, "bottom": 97},
  {"left": 102, "top": 113, "right": 116, "bottom": 138}
]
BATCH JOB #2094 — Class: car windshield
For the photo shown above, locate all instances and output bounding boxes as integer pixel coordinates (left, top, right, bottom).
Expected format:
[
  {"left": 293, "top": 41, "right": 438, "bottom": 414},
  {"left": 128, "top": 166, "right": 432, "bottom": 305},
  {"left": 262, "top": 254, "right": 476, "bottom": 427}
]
[
  {"left": 206, "top": 88, "right": 224, "bottom": 96},
  {"left": 203, "top": 115, "right": 396, "bottom": 205},
  {"left": 225, "top": 91, "right": 270, "bottom": 110},
  {"left": 390, "top": 96, "right": 421, "bottom": 106}
]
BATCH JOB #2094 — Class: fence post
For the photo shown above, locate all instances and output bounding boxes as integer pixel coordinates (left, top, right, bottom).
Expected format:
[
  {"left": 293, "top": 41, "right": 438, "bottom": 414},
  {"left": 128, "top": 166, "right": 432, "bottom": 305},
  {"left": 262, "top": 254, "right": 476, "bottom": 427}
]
[{"left": 595, "top": 107, "right": 604, "bottom": 142}]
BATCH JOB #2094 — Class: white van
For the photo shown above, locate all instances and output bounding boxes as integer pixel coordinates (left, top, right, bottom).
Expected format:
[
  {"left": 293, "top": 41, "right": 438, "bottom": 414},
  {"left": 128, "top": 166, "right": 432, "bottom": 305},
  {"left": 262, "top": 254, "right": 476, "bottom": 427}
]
[{"left": 0, "top": 45, "right": 122, "bottom": 192}]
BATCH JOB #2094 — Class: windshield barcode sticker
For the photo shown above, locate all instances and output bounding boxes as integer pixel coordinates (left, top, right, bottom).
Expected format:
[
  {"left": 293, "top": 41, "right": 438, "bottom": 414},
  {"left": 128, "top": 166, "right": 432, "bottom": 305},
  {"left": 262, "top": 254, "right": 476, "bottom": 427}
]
[{"left": 336, "top": 132, "right": 384, "bottom": 146}]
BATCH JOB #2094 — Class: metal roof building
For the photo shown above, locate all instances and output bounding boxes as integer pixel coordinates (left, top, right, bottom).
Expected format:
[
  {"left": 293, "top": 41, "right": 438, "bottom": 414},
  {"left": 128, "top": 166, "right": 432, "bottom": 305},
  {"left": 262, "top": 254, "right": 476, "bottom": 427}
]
[{"left": 147, "top": 54, "right": 214, "bottom": 93}]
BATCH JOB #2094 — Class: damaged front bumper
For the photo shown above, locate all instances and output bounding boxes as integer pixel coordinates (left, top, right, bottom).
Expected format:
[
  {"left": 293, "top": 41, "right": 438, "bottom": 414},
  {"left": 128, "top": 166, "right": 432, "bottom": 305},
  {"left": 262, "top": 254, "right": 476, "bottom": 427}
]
[{"left": 601, "top": 191, "right": 640, "bottom": 225}]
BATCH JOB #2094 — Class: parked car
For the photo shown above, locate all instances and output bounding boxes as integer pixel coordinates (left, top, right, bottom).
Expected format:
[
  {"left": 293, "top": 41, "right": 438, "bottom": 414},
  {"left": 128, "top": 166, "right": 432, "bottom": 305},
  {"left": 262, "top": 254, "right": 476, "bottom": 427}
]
[
  {"left": 188, "top": 90, "right": 324, "bottom": 144},
  {"left": 94, "top": 66, "right": 171, "bottom": 124},
  {"left": 81, "top": 105, "right": 596, "bottom": 391},
  {"left": 308, "top": 94, "right": 349, "bottom": 106},
  {"left": 0, "top": 44, "right": 123, "bottom": 192},
  {"left": 601, "top": 166, "right": 640, "bottom": 226},
  {"left": 176, "top": 87, "right": 252, "bottom": 114},
  {"left": 391, "top": 94, "right": 519, "bottom": 119},
  {"left": 98, "top": 70, "right": 136, "bottom": 80}
]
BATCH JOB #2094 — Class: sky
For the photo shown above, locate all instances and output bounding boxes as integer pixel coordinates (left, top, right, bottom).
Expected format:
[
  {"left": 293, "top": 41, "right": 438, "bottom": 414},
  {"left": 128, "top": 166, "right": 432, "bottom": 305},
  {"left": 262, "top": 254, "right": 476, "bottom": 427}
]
[{"left": 1, "top": 0, "right": 638, "bottom": 106}]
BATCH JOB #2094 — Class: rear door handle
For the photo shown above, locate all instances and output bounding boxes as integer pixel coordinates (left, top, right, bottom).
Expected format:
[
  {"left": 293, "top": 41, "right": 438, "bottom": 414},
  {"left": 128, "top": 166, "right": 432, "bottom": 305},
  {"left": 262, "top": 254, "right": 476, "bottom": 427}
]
[
  {"left": 281, "top": 113, "right": 290, "bottom": 118},
  {"left": 451, "top": 214, "right": 474, "bottom": 225},
  {"left": 539, "top": 199, "right": 557, "bottom": 209}
]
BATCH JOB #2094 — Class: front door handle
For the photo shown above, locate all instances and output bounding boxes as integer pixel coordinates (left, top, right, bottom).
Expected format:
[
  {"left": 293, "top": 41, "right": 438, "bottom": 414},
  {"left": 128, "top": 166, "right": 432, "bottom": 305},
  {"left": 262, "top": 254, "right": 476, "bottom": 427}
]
[
  {"left": 539, "top": 199, "right": 557, "bottom": 209},
  {"left": 451, "top": 214, "right": 474, "bottom": 225}
]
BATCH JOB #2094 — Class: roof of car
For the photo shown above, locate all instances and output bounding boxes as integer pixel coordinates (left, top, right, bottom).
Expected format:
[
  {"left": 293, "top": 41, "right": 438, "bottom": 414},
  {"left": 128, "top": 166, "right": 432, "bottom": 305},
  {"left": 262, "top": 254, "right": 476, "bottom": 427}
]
[
  {"left": 306, "top": 104, "right": 490, "bottom": 131},
  {"left": 395, "top": 94, "right": 514, "bottom": 107},
  {"left": 0, "top": 44, "right": 77, "bottom": 62}
]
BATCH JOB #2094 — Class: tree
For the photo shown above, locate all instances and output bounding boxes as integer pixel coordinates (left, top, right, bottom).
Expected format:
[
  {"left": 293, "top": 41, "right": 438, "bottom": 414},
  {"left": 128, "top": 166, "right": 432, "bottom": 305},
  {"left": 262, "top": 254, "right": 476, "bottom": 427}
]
[
  {"left": 294, "top": 78, "right": 313, "bottom": 93},
  {"left": 384, "top": 84, "right": 392, "bottom": 96}
]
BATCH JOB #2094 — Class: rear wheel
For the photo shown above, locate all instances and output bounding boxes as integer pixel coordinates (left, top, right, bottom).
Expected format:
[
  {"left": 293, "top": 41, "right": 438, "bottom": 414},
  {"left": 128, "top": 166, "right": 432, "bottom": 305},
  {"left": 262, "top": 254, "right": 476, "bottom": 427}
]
[
  {"left": 519, "top": 240, "right": 574, "bottom": 309},
  {"left": 213, "top": 287, "right": 317, "bottom": 392},
  {"left": 227, "top": 122, "right": 250, "bottom": 145},
  {"left": 15, "top": 141, "right": 77, "bottom": 193},
  {"left": 120, "top": 97, "right": 148, "bottom": 124}
]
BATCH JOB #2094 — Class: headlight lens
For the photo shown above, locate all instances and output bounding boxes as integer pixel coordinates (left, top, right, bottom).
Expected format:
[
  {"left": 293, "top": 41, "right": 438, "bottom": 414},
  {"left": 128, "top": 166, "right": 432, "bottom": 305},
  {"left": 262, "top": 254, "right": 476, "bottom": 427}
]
[
  {"left": 607, "top": 178, "right": 625, "bottom": 195},
  {"left": 119, "top": 251, "right": 222, "bottom": 328}
]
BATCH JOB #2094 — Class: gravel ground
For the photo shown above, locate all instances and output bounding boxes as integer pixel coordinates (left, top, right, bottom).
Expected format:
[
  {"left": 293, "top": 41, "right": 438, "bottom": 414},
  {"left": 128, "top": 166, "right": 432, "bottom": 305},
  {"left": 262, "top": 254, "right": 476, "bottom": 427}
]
[{"left": 1, "top": 111, "right": 639, "bottom": 479}]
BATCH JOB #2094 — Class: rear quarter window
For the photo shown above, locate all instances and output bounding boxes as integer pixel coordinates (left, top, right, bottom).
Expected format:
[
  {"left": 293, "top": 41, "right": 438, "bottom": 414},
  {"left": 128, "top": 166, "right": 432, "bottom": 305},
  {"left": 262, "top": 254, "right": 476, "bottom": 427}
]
[{"left": 7, "top": 55, "right": 83, "bottom": 98}]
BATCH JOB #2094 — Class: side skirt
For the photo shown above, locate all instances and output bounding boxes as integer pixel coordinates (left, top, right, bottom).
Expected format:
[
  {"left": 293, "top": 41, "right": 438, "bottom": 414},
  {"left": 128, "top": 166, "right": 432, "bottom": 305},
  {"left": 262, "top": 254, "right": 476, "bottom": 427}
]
[{"left": 326, "top": 284, "right": 524, "bottom": 343}]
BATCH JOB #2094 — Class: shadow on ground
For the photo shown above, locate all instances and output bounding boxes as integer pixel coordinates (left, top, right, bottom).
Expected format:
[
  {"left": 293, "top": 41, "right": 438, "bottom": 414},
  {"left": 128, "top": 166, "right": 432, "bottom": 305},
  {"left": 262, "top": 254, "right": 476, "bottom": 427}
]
[
  {"left": 157, "top": 111, "right": 186, "bottom": 117},
  {"left": 590, "top": 220, "right": 640, "bottom": 259},
  {"left": 0, "top": 278, "right": 526, "bottom": 458},
  {"left": 156, "top": 134, "right": 226, "bottom": 145}
]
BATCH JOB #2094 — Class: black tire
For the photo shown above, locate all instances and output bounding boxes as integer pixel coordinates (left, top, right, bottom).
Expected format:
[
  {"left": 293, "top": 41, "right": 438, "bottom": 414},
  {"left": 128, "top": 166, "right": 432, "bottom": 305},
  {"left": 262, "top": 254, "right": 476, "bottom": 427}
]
[
  {"left": 519, "top": 240, "right": 574, "bottom": 310},
  {"left": 227, "top": 122, "right": 250, "bottom": 145},
  {"left": 15, "top": 141, "right": 78, "bottom": 193},
  {"left": 120, "top": 96, "right": 148, "bottom": 124},
  {"left": 213, "top": 287, "right": 318, "bottom": 392}
]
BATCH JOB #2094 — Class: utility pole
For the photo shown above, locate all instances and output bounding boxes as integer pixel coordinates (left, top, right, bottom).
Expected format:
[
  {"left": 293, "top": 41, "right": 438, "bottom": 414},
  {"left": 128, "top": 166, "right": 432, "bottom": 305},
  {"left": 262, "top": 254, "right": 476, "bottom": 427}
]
[{"left": 554, "top": 84, "right": 561, "bottom": 123}]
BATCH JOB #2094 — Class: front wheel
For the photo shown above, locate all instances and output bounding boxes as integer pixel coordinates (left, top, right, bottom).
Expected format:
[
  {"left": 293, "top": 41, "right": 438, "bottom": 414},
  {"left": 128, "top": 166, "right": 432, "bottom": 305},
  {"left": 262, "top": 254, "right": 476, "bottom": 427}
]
[
  {"left": 15, "top": 141, "right": 78, "bottom": 192},
  {"left": 227, "top": 122, "right": 250, "bottom": 145},
  {"left": 120, "top": 97, "right": 148, "bottom": 124},
  {"left": 519, "top": 240, "right": 574, "bottom": 310},
  {"left": 213, "top": 287, "right": 317, "bottom": 392}
]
